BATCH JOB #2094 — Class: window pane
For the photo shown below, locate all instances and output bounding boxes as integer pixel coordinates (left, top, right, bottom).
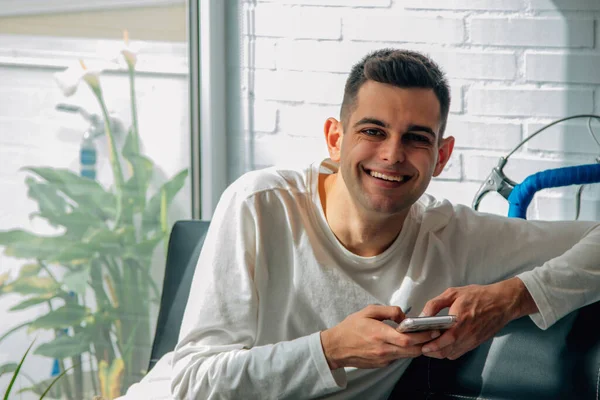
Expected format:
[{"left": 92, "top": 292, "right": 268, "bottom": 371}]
[{"left": 0, "top": 3, "right": 191, "bottom": 399}]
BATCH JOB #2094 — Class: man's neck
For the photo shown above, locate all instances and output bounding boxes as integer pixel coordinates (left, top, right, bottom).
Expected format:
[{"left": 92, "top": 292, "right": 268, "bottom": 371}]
[{"left": 319, "top": 172, "right": 409, "bottom": 257}]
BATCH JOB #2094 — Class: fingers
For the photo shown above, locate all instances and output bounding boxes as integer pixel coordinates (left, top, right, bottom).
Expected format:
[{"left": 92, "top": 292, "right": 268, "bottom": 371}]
[
  {"left": 361, "top": 304, "right": 405, "bottom": 323},
  {"left": 420, "top": 287, "right": 459, "bottom": 317},
  {"left": 383, "top": 343, "right": 423, "bottom": 360},
  {"left": 421, "top": 328, "right": 459, "bottom": 359},
  {"left": 385, "top": 329, "right": 441, "bottom": 347}
]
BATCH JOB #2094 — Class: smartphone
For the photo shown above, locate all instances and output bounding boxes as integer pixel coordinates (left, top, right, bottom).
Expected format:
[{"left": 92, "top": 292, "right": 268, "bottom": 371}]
[{"left": 397, "top": 315, "right": 457, "bottom": 333}]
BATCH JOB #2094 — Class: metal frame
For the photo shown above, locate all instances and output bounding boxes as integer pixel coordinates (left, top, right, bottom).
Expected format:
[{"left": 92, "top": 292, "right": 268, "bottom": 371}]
[{"left": 190, "top": 0, "right": 228, "bottom": 220}]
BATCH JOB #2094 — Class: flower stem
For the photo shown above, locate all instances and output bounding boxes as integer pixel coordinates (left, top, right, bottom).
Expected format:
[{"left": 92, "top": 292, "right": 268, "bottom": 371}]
[
  {"left": 128, "top": 66, "right": 140, "bottom": 155},
  {"left": 91, "top": 86, "right": 125, "bottom": 227}
]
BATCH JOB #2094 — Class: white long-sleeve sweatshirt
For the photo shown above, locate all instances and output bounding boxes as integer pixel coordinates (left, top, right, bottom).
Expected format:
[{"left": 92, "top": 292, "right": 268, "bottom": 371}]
[{"left": 120, "top": 159, "right": 600, "bottom": 400}]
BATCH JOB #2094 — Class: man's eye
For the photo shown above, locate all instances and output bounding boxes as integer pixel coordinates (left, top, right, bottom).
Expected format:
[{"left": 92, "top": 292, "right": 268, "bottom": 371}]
[
  {"left": 362, "top": 129, "right": 383, "bottom": 137},
  {"left": 405, "top": 133, "right": 431, "bottom": 144}
]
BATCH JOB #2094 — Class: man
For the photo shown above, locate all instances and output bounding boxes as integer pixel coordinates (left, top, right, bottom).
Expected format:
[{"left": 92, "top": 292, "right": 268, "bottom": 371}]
[{"left": 121, "top": 49, "right": 600, "bottom": 399}]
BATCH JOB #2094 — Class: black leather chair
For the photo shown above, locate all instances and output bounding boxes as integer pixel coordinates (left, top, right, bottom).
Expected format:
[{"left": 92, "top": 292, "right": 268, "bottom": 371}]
[
  {"left": 149, "top": 220, "right": 600, "bottom": 399},
  {"left": 148, "top": 220, "right": 211, "bottom": 371},
  {"left": 391, "top": 300, "right": 600, "bottom": 400}
]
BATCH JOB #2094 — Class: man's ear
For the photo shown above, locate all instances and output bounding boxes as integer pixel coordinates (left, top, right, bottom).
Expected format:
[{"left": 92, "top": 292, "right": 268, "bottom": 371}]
[
  {"left": 324, "top": 117, "right": 343, "bottom": 162},
  {"left": 433, "top": 135, "right": 455, "bottom": 177}
]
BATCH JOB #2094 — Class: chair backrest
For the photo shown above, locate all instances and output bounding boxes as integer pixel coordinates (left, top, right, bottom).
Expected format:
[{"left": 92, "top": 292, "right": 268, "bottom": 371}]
[{"left": 148, "top": 220, "right": 210, "bottom": 371}]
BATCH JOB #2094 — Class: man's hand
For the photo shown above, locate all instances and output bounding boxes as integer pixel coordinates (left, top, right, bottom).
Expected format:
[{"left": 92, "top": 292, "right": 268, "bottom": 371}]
[
  {"left": 418, "top": 277, "right": 538, "bottom": 360},
  {"left": 320, "top": 305, "right": 440, "bottom": 370}
]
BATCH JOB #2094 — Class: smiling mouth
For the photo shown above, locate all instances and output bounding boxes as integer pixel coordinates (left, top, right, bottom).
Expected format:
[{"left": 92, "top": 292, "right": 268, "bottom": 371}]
[{"left": 364, "top": 168, "right": 411, "bottom": 183}]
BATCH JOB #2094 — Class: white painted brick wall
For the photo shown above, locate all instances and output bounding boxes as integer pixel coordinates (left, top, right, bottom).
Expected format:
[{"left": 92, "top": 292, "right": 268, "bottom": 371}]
[
  {"left": 247, "top": 0, "right": 600, "bottom": 221},
  {"left": 526, "top": 121, "right": 600, "bottom": 155},
  {"left": 470, "top": 17, "right": 594, "bottom": 48},
  {"left": 402, "top": 0, "right": 522, "bottom": 11},
  {"left": 526, "top": 52, "right": 600, "bottom": 84},
  {"left": 468, "top": 87, "right": 594, "bottom": 117},
  {"left": 254, "top": 5, "right": 341, "bottom": 40},
  {"left": 345, "top": 15, "right": 465, "bottom": 44}
]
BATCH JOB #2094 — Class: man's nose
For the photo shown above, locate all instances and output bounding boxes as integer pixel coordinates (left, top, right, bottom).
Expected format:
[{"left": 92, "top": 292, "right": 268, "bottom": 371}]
[{"left": 380, "top": 138, "right": 406, "bottom": 164}]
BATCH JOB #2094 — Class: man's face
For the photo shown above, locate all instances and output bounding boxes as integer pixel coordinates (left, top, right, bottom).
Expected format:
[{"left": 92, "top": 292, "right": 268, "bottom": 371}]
[{"left": 328, "top": 80, "right": 454, "bottom": 217}]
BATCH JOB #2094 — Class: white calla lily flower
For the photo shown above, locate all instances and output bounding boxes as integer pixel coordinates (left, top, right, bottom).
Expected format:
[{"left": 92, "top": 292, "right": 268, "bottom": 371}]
[
  {"left": 121, "top": 30, "right": 139, "bottom": 69},
  {"left": 54, "top": 60, "right": 103, "bottom": 97}
]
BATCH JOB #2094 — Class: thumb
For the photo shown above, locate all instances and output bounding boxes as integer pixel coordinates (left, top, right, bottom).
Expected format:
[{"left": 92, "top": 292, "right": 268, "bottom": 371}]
[
  {"left": 420, "top": 290, "right": 456, "bottom": 317},
  {"left": 362, "top": 304, "right": 405, "bottom": 323}
]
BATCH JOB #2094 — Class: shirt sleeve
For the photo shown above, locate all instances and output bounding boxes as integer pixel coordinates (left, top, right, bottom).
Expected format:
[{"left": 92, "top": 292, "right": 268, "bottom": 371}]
[
  {"left": 169, "top": 184, "right": 345, "bottom": 399},
  {"left": 444, "top": 205, "right": 600, "bottom": 330}
]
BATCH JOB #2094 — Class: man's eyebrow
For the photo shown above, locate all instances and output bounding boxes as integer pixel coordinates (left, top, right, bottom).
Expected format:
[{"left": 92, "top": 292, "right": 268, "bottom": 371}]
[
  {"left": 407, "top": 124, "right": 437, "bottom": 139},
  {"left": 353, "top": 117, "right": 390, "bottom": 129}
]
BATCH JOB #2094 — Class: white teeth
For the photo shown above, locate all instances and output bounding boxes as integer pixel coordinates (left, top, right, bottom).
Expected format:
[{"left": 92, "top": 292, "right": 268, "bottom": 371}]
[{"left": 369, "top": 170, "right": 405, "bottom": 182}]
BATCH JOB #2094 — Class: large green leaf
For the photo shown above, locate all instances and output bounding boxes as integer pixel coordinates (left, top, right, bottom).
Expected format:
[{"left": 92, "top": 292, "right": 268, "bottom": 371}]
[
  {"left": 24, "top": 167, "right": 116, "bottom": 220},
  {"left": 1, "top": 276, "right": 60, "bottom": 296},
  {"left": 50, "top": 243, "right": 97, "bottom": 265},
  {"left": 123, "top": 233, "right": 165, "bottom": 262},
  {"left": 0, "top": 362, "right": 18, "bottom": 376},
  {"left": 32, "top": 208, "right": 105, "bottom": 239},
  {"left": 0, "top": 230, "right": 37, "bottom": 247},
  {"left": 9, "top": 293, "right": 56, "bottom": 311},
  {"left": 0, "top": 230, "right": 71, "bottom": 261},
  {"left": 24, "top": 177, "right": 69, "bottom": 222},
  {"left": 142, "top": 168, "right": 188, "bottom": 235},
  {"left": 18, "top": 263, "right": 42, "bottom": 278},
  {"left": 62, "top": 265, "right": 91, "bottom": 295},
  {"left": 34, "top": 332, "right": 92, "bottom": 359},
  {"left": 83, "top": 225, "right": 135, "bottom": 252},
  {"left": 29, "top": 304, "right": 88, "bottom": 331}
]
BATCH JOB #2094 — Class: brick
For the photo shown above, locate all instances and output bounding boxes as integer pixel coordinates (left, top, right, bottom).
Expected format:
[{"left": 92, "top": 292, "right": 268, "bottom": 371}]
[
  {"left": 254, "top": 5, "right": 341, "bottom": 39},
  {"left": 437, "top": 152, "right": 463, "bottom": 180},
  {"left": 254, "top": 70, "right": 347, "bottom": 104},
  {"left": 431, "top": 50, "right": 516, "bottom": 80},
  {"left": 446, "top": 118, "right": 522, "bottom": 151},
  {"left": 345, "top": 15, "right": 464, "bottom": 44},
  {"left": 449, "top": 85, "right": 463, "bottom": 113},
  {"left": 470, "top": 18, "right": 593, "bottom": 48},
  {"left": 526, "top": 195, "right": 600, "bottom": 221},
  {"left": 426, "top": 181, "right": 510, "bottom": 214},
  {"left": 253, "top": 101, "right": 278, "bottom": 133},
  {"left": 468, "top": 87, "right": 593, "bottom": 118},
  {"left": 526, "top": 120, "right": 600, "bottom": 155},
  {"left": 276, "top": 41, "right": 378, "bottom": 73},
  {"left": 243, "top": 38, "right": 277, "bottom": 70},
  {"left": 257, "top": 0, "right": 391, "bottom": 6},
  {"left": 402, "top": 0, "right": 522, "bottom": 11},
  {"left": 530, "top": 0, "right": 600, "bottom": 11},
  {"left": 253, "top": 134, "right": 329, "bottom": 166},
  {"left": 525, "top": 53, "right": 600, "bottom": 84},
  {"left": 463, "top": 154, "right": 580, "bottom": 182},
  {"left": 278, "top": 104, "right": 340, "bottom": 137},
  {"left": 541, "top": 184, "right": 600, "bottom": 200}
]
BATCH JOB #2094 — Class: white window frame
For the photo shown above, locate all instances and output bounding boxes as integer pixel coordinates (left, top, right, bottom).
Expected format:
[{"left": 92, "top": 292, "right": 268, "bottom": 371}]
[
  {"left": 191, "top": 0, "right": 228, "bottom": 220},
  {"left": 0, "top": 0, "right": 184, "bottom": 17}
]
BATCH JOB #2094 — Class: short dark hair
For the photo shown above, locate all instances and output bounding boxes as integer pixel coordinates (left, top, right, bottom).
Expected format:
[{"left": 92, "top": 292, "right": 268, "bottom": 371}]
[{"left": 340, "top": 48, "right": 451, "bottom": 137}]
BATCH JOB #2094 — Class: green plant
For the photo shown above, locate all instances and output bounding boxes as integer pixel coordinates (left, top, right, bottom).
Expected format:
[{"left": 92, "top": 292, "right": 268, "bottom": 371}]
[
  {"left": 2, "top": 340, "right": 73, "bottom": 400},
  {"left": 0, "top": 33, "right": 188, "bottom": 399}
]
